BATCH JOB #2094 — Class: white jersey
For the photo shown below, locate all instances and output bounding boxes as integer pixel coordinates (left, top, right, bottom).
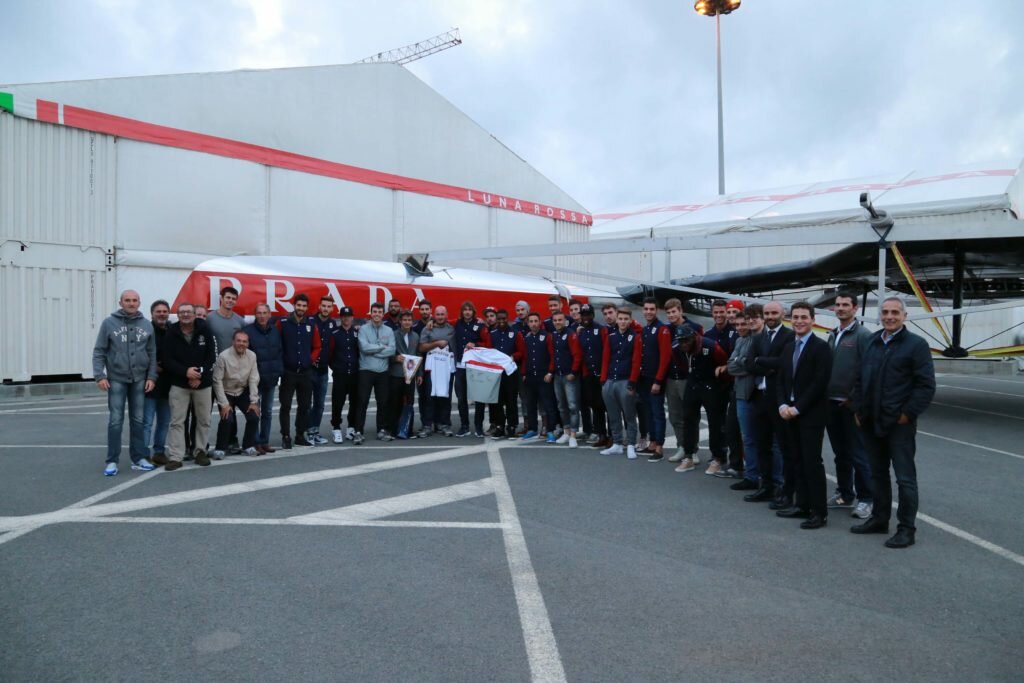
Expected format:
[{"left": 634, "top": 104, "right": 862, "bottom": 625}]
[
  {"left": 461, "top": 347, "right": 518, "bottom": 375},
  {"left": 425, "top": 348, "right": 456, "bottom": 397}
]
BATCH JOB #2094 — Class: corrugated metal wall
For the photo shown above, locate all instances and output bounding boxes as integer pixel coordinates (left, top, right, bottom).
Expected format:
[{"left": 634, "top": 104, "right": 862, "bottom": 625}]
[{"left": 0, "top": 113, "right": 116, "bottom": 381}]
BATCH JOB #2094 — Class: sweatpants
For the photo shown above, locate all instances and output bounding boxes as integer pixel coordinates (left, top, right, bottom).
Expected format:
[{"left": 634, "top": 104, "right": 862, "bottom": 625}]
[{"left": 602, "top": 379, "right": 637, "bottom": 446}]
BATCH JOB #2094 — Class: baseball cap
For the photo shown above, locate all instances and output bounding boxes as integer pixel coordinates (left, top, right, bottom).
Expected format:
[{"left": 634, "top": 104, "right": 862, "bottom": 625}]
[
  {"left": 579, "top": 304, "right": 595, "bottom": 315},
  {"left": 726, "top": 299, "right": 745, "bottom": 311},
  {"left": 339, "top": 306, "right": 354, "bottom": 316},
  {"left": 675, "top": 323, "right": 696, "bottom": 340},
  {"left": 483, "top": 306, "right": 496, "bottom": 314}
]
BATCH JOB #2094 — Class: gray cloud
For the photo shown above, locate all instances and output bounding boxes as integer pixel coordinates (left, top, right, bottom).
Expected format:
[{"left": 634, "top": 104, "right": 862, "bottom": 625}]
[{"left": 3, "top": 0, "right": 1021, "bottom": 213}]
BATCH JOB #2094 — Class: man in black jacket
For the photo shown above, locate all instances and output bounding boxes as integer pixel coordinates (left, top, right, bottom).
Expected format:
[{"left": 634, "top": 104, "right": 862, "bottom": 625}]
[
  {"left": 852, "top": 297, "right": 936, "bottom": 548},
  {"left": 775, "top": 302, "right": 832, "bottom": 529},
  {"left": 744, "top": 301, "right": 795, "bottom": 504},
  {"left": 162, "top": 302, "right": 218, "bottom": 470}
]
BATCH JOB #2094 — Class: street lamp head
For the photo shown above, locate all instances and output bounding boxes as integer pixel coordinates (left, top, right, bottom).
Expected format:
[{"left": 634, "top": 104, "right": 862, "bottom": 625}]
[{"left": 695, "top": 0, "right": 741, "bottom": 16}]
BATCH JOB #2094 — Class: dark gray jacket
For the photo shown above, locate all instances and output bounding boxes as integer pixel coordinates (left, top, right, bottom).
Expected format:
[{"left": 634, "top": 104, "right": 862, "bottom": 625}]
[
  {"left": 726, "top": 334, "right": 756, "bottom": 400},
  {"left": 826, "top": 321, "right": 872, "bottom": 401},
  {"left": 92, "top": 309, "right": 157, "bottom": 383},
  {"left": 854, "top": 327, "right": 936, "bottom": 436}
]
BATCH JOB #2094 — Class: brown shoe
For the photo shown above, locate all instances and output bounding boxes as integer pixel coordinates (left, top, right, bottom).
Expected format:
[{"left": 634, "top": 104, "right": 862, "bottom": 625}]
[
  {"left": 151, "top": 452, "right": 169, "bottom": 466},
  {"left": 592, "top": 437, "right": 612, "bottom": 449},
  {"left": 194, "top": 450, "right": 211, "bottom": 467},
  {"left": 262, "top": 444, "right": 276, "bottom": 453},
  {"left": 165, "top": 460, "right": 182, "bottom": 471}
]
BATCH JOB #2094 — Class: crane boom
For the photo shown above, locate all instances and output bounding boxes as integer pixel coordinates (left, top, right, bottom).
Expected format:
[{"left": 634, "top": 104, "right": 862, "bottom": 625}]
[{"left": 356, "top": 28, "right": 462, "bottom": 66}]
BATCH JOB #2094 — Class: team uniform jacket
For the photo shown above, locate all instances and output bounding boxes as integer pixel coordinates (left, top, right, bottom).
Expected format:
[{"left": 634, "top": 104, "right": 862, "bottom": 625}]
[
  {"left": 705, "top": 323, "right": 738, "bottom": 356},
  {"left": 551, "top": 328, "right": 583, "bottom": 376},
  {"left": 676, "top": 336, "right": 728, "bottom": 391},
  {"left": 453, "top": 318, "right": 492, "bottom": 363},
  {"left": 490, "top": 327, "right": 527, "bottom": 367},
  {"left": 521, "top": 330, "right": 555, "bottom": 377},
  {"left": 640, "top": 319, "right": 673, "bottom": 383},
  {"left": 576, "top": 322, "right": 609, "bottom": 378},
  {"left": 328, "top": 325, "right": 361, "bottom": 376},
  {"left": 312, "top": 315, "right": 340, "bottom": 374},
  {"left": 601, "top": 327, "right": 643, "bottom": 384},
  {"left": 277, "top": 315, "right": 322, "bottom": 372}
]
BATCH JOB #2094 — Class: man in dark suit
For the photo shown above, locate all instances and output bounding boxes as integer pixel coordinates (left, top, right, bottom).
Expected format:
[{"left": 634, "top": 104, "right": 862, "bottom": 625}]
[
  {"left": 775, "top": 302, "right": 832, "bottom": 529},
  {"left": 743, "top": 301, "right": 795, "bottom": 503}
]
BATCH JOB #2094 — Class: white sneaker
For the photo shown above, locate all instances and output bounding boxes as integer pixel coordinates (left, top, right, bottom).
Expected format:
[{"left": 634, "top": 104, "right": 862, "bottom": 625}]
[
  {"left": 600, "top": 444, "right": 624, "bottom": 456},
  {"left": 638, "top": 438, "right": 650, "bottom": 451},
  {"left": 211, "top": 449, "right": 226, "bottom": 460},
  {"left": 345, "top": 427, "right": 355, "bottom": 441},
  {"left": 667, "top": 448, "right": 686, "bottom": 463},
  {"left": 555, "top": 433, "right": 570, "bottom": 445},
  {"left": 568, "top": 436, "right": 578, "bottom": 448},
  {"left": 131, "top": 458, "right": 155, "bottom": 471},
  {"left": 852, "top": 501, "right": 873, "bottom": 519},
  {"left": 332, "top": 429, "right": 344, "bottom": 444},
  {"left": 627, "top": 445, "right": 638, "bottom": 460},
  {"left": 104, "top": 462, "right": 118, "bottom": 476},
  {"left": 244, "top": 447, "right": 259, "bottom": 457}
]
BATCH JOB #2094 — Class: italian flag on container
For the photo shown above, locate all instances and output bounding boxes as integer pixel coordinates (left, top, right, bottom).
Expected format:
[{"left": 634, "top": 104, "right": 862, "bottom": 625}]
[{"left": 462, "top": 348, "right": 518, "bottom": 404}]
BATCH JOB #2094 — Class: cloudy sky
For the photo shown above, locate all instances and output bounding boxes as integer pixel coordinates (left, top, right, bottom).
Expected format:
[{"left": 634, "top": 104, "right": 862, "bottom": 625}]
[{"left": 4, "top": 0, "right": 1023, "bottom": 212}]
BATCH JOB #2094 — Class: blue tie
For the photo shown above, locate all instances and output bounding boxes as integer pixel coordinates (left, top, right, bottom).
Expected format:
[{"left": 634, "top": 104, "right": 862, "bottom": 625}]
[{"left": 793, "top": 337, "right": 805, "bottom": 373}]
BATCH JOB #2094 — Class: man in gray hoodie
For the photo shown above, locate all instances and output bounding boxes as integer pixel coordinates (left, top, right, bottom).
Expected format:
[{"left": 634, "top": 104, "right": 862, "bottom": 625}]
[{"left": 92, "top": 290, "right": 158, "bottom": 476}]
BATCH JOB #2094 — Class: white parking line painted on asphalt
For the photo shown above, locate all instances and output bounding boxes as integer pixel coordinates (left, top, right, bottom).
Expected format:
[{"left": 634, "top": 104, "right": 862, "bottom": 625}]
[
  {"left": 936, "top": 384, "right": 1024, "bottom": 399},
  {"left": 824, "top": 474, "right": 1024, "bottom": 567},
  {"left": 78, "top": 517, "right": 504, "bottom": 530},
  {"left": 931, "top": 402, "right": 1024, "bottom": 421},
  {"left": 291, "top": 478, "right": 495, "bottom": 524},
  {"left": 918, "top": 430, "right": 1024, "bottom": 461},
  {"left": 0, "top": 444, "right": 488, "bottom": 533},
  {"left": 487, "top": 442, "right": 567, "bottom": 683}
]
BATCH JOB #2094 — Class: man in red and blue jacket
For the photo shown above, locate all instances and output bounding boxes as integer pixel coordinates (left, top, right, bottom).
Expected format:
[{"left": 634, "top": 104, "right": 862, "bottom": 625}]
[
  {"left": 489, "top": 308, "right": 527, "bottom": 438},
  {"left": 600, "top": 308, "right": 644, "bottom": 458},
  {"left": 576, "top": 304, "right": 610, "bottom": 448},
  {"left": 452, "top": 301, "right": 492, "bottom": 437},
  {"left": 550, "top": 311, "right": 583, "bottom": 446},
  {"left": 520, "top": 312, "right": 557, "bottom": 440},
  {"left": 676, "top": 324, "right": 729, "bottom": 469},
  {"left": 276, "top": 293, "right": 321, "bottom": 449},
  {"left": 638, "top": 297, "right": 674, "bottom": 461}
]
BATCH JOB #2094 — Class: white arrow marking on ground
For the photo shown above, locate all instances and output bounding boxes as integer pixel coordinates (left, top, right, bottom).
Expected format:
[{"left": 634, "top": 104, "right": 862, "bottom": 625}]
[{"left": 290, "top": 477, "right": 495, "bottom": 524}]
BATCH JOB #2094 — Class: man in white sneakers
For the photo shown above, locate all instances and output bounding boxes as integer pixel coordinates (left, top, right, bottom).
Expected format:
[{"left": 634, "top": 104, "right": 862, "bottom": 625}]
[
  {"left": 600, "top": 308, "right": 643, "bottom": 459},
  {"left": 212, "top": 330, "right": 261, "bottom": 458}
]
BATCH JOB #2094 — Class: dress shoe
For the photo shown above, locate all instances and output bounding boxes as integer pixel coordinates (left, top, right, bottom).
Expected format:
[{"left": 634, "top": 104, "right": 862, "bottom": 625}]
[
  {"left": 262, "top": 444, "right": 276, "bottom": 453},
  {"left": 743, "top": 487, "right": 773, "bottom": 503},
  {"left": 730, "top": 478, "right": 758, "bottom": 491},
  {"left": 592, "top": 437, "right": 612, "bottom": 449},
  {"left": 768, "top": 496, "right": 794, "bottom": 511},
  {"left": 884, "top": 527, "right": 916, "bottom": 549},
  {"left": 282, "top": 435, "right": 292, "bottom": 450},
  {"left": 850, "top": 517, "right": 889, "bottom": 535},
  {"left": 776, "top": 507, "right": 811, "bottom": 519},
  {"left": 800, "top": 514, "right": 827, "bottom": 530}
]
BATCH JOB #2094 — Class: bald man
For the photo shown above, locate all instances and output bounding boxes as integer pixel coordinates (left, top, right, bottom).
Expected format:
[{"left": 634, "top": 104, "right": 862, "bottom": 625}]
[{"left": 92, "top": 290, "right": 158, "bottom": 476}]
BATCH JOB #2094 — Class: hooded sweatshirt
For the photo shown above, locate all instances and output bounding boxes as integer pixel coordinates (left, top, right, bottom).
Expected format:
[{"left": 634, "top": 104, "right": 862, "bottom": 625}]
[{"left": 92, "top": 309, "right": 157, "bottom": 383}]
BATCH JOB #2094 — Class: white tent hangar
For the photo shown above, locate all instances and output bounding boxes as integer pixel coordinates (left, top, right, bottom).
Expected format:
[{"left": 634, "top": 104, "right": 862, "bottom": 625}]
[
  {"left": 429, "top": 162, "right": 1024, "bottom": 353},
  {"left": 0, "top": 65, "right": 591, "bottom": 381}
]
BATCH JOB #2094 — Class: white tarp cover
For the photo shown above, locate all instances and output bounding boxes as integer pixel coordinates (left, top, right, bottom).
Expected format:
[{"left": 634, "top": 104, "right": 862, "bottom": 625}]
[{"left": 592, "top": 161, "right": 1023, "bottom": 239}]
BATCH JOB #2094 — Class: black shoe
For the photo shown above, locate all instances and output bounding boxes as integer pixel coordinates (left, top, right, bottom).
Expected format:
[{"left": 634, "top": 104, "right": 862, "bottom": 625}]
[
  {"left": 885, "top": 528, "right": 916, "bottom": 549},
  {"left": 800, "top": 514, "right": 827, "bottom": 530},
  {"left": 282, "top": 435, "right": 293, "bottom": 450},
  {"left": 776, "top": 507, "right": 811, "bottom": 519},
  {"left": 743, "top": 487, "right": 773, "bottom": 502},
  {"left": 850, "top": 517, "right": 890, "bottom": 535},
  {"left": 768, "top": 496, "right": 794, "bottom": 511},
  {"left": 730, "top": 478, "right": 758, "bottom": 491},
  {"left": 294, "top": 436, "right": 313, "bottom": 447},
  {"left": 491, "top": 428, "right": 506, "bottom": 439},
  {"left": 647, "top": 453, "right": 664, "bottom": 463}
]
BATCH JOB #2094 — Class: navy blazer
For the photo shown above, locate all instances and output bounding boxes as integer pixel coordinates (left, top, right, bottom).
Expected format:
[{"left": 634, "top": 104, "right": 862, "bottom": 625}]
[{"left": 777, "top": 334, "right": 832, "bottom": 425}]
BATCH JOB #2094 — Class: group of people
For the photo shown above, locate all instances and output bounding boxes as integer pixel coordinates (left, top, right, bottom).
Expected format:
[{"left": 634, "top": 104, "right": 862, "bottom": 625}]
[{"left": 93, "top": 286, "right": 935, "bottom": 548}]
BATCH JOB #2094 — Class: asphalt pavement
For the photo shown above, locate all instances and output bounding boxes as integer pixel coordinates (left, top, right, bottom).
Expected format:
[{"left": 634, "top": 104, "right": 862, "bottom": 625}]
[{"left": 0, "top": 373, "right": 1021, "bottom": 682}]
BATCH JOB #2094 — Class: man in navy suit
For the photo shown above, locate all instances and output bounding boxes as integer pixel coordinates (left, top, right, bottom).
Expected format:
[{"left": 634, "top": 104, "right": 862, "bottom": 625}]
[
  {"left": 744, "top": 301, "right": 795, "bottom": 503},
  {"left": 775, "top": 302, "right": 833, "bottom": 529}
]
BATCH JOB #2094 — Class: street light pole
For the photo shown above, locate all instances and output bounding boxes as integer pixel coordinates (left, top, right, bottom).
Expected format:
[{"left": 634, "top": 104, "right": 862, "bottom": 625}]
[
  {"left": 695, "top": 0, "right": 740, "bottom": 196},
  {"left": 715, "top": 12, "right": 725, "bottom": 195}
]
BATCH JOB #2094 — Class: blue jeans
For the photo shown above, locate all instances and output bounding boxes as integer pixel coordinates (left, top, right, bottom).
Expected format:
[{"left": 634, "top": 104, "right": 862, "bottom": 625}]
[
  {"left": 827, "top": 401, "right": 873, "bottom": 502},
  {"left": 257, "top": 385, "right": 276, "bottom": 446},
  {"left": 553, "top": 375, "right": 581, "bottom": 431},
  {"left": 736, "top": 397, "right": 759, "bottom": 482},
  {"left": 107, "top": 379, "right": 147, "bottom": 464},
  {"left": 638, "top": 377, "right": 667, "bottom": 444},
  {"left": 143, "top": 394, "right": 171, "bottom": 454},
  {"left": 309, "top": 371, "right": 330, "bottom": 434}
]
